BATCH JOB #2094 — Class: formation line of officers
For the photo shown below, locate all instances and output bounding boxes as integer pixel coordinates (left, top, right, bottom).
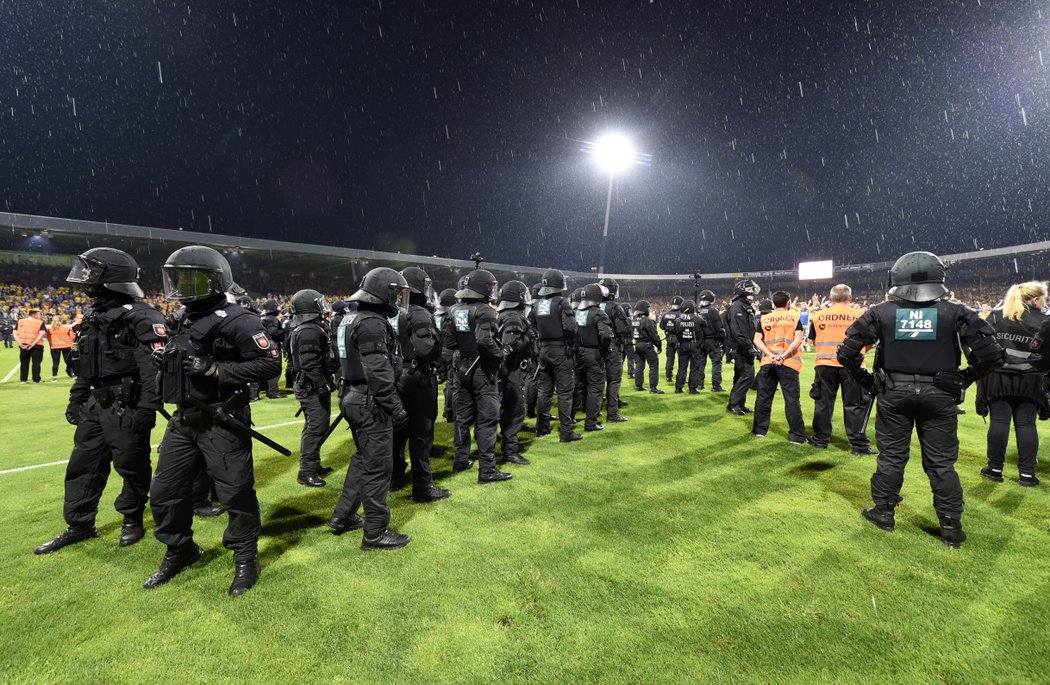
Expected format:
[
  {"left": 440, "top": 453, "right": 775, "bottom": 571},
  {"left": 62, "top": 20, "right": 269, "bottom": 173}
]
[{"left": 29, "top": 246, "right": 1049, "bottom": 596}]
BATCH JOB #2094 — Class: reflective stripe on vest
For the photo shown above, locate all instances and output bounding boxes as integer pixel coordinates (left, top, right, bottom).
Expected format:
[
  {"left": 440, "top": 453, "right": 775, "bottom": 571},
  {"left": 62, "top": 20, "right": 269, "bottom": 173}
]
[
  {"left": 16, "top": 318, "right": 44, "bottom": 346},
  {"left": 49, "top": 324, "right": 76, "bottom": 349},
  {"left": 811, "top": 305, "right": 863, "bottom": 368},
  {"left": 760, "top": 309, "right": 802, "bottom": 372}
]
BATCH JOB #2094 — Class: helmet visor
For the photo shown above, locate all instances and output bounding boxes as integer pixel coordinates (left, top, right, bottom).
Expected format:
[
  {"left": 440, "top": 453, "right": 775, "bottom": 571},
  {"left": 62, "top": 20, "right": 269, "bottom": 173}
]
[
  {"left": 317, "top": 295, "right": 332, "bottom": 316},
  {"left": 388, "top": 284, "right": 411, "bottom": 311},
  {"left": 163, "top": 266, "right": 223, "bottom": 301},
  {"left": 66, "top": 256, "right": 105, "bottom": 286}
]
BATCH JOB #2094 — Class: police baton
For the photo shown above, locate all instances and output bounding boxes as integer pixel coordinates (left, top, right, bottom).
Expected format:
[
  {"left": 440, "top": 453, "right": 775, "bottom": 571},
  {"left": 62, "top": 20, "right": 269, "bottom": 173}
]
[
  {"left": 316, "top": 412, "right": 345, "bottom": 451},
  {"left": 185, "top": 393, "right": 292, "bottom": 457},
  {"left": 861, "top": 391, "right": 876, "bottom": 435}
]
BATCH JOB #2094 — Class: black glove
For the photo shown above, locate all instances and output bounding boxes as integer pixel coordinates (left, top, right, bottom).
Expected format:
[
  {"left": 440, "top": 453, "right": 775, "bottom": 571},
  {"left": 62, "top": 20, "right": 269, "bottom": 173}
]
[
  {"left": 391, "top": 408, "right": 409, "bottom": 428},
  {"left": 975, "top": 396, "right": 989, "bottom": 418},
  {"left": 933, "top": 371, "right": 968, "bottom": 395},
  {"left": 183, "top": 355, "right": 217, "bottom": 377},
  {"left": 854, "top": 369, "right": 875, "bottom": 393},
  {"left": 65, "top": 401, "right": 83, "bottom": 426},
  {"left": 131, "top": 408, "right": 157, "bottom": 433},
  {"left": 150, "top": 346, "right": 166, "bottom": 369}
]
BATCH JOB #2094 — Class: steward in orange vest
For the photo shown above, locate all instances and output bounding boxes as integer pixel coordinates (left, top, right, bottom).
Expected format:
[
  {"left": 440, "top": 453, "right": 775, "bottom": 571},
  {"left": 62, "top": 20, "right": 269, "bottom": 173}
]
[
  {"left": 17, "top": 310, "right": 48, "bottom": 383},
  {"left": 807, "top": 285, "right": 875, "bottom": 454},
  {"left": 48, "top": 319, "right": 77, "bottom": 380},
  {"left": 751, "top": 291, "right": 807, "bottom": 443}
]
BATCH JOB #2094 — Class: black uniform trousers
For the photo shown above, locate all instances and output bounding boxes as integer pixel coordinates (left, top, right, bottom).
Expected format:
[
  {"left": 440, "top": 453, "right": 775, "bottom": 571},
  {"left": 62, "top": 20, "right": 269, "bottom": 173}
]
[
  {"left": 51, "top": 348, "right": 73, "bottom": 378},
  {"left": 151, "top": 409, "right": 260, "bottom": 560},
  {"left": 20, "top": 345, "right": 44, "bottom": 383},
  {"left": 574, "top": 347, "right": 605, "bottom": 429},
  {"left": 987, "top": 398, "right": 1039, "bottom": 475},
  {"left": 524, "top": 359, "right": 539, "bottom": 417},
  {"left": 664, "top": 337, "right": 678, "bottom": 381},
  {"left": 697, "top": 339, "right": 723, "bottom": 389},
  {"left": 443, "top": 361, "right": 457, "bottom": 423},
  {"left": 728, "top": 353, "right": 755, "bottom": 408},
  {"left": 752, "top": 365, "right": 806, "bottom": 442},
  {"left": 296, "top": 390, "right": 331, "bottom": 477},
  {"left": 604, "top": 346, "right": 624, "bottom": 419},
  {"left": 810, "top": 365, "right": 871, "bottom": 450},
  {"left": 392, "top": 369, "right": 437, "bottom": 496},
  {"left": 634, "top": 343, "right": 659, "bottom": 391},
  {"left": 334, "top": 391, "right": 393, "bottom": 537},
  {"left": 64, "top": 398, "right": 153, "bottom": 528},
  {"left": 675, "top": 342, "right": 701, "bottom": 392},
  {"left": 871, "top": 382, "right": 963, "bottom": 518},
  {"left": 453, "top": 361, "right": 501, "bottom": 474},
  {"left": 624, "top": 342, "right": 636, "bottom": 379},
  {"left": 499, "top": 363, "right": 526, "bottom": 459},
  {"left": 536, "top": 342, "right": 576, "bottom": 438},
  {"left": 192, "top": 464, "right": 217, "bottom": 509}
]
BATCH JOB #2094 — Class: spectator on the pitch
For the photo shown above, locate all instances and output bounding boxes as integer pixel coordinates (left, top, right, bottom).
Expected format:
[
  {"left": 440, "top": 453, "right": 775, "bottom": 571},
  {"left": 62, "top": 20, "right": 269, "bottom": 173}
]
[
  {"left": 47, "top": 315, "right": 76, "bottom": 381},
  {"left": 16, "top": 309, "right": 48, "bottom": 383}
]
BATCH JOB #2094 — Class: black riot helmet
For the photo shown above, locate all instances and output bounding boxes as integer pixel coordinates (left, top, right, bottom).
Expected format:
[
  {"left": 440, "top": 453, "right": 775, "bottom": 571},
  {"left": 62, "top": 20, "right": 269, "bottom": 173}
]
[
  {"left": 236, "top": 294, "right": 259, "bottom": 312},
  {"left": 530, "top": 282, "right": 543, "bottom": 300},
  {"left": 66, "top": 247, "right": 145, "bottom": 298},
  {"left": 633, "top": 300, "right": 651, "bottom": 316},
  {"left": 538, "top": 269, "right": 567, "bottom": 297},
  {"left": 290, "top": 289, "right": 331, "bottom": 326},
  {"left": 671, "top": 295, "right": 685, "bottom": 310},
  {"left": 261, "top": 299, "right": 279, "bottom": 316},
  {"left": 455, "top": 269, "right": 499, "bottom": 302},
  {"left": 581, "top": 283, "right": 603, "bottom": 309},
  {"left": 496, "top": 280, "right": 531, "bottom": 312},
  {"left": 734, "top": 279, "right": 761, "bottom": 302},
  {"left": 436, "top": 288, "right": 457, "bottom": 315},
  {"left": 680, "top": 299, "right": 696, "bottom": 314},
  {"left": 332, "top": 300, "right": 348, "bottom": 315},
  {"left": 162, "top": 245, "right": 244, "bottom": 302},
  {"left": 401, "top": 266, "right": 436, "bottom": 308},
  {"left": 887, "top": 251, "right": 949, "bottom": 303},
  {"left": 597, "top": 277, "right": 619, "bottom": 301},
  {"left": 698, "top": 290, "right": 716, "bottom": 306},
  {"left": 570, "top": 287, "right": 584, "bottom": 310},
  {"left": 350, "top": 267, "right": 410, "bottom": 315}
]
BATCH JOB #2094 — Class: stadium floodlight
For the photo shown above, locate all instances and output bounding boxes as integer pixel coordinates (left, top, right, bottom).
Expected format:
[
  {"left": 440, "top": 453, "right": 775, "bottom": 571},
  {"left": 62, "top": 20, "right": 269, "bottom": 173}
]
[{"left": 585, "top": 132, "right": 642, "bottom": 275}]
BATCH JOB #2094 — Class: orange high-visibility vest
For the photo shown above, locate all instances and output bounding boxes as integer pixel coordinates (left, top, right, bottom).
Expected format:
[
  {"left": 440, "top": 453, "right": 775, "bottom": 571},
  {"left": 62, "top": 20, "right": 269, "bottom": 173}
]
[
  {"left": 49, "top": 323, "right": 76, "bottom": 349},
  {"left": 16, "top": 318, "right": 45, "bottom": 347},
  {"left": 811, "top": 304, "right": 865, "bottom": 368},
  {"left": 759, "top": 309, "right": 803, "bottom": 372}
]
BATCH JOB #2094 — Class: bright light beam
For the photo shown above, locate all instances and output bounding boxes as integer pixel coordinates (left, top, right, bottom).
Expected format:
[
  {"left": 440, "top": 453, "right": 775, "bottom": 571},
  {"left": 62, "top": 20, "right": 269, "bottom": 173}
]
[{"left": 591, "top": 133, "right": 636, "bottom": 174}]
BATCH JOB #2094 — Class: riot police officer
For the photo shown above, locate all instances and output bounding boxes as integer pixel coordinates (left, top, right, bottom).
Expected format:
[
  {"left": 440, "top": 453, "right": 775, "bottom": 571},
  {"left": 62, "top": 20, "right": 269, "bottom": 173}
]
[
  {"left": 726, "top": 280, "right": 761, "bottom": 414},
  {"left": 288, "top": 289, "right": 336, "bottom": 487},
  {"left": 330, "top": 268, "right": 413, "bottom": 549},
  {"left": 574, "top": 284, "right": 615, "bottom": 430},
  {"left": 443, "top": 269, "right": 513, "bottom": 481},
  {"left": 524, "top": 282, "right": 542, "bottom": 418},
  {"left": 495, "top": 280, "right": 535, "bottom": 465},
  {"left": 435, "top": 288, "right": 458, "bottom": 424},
  {"left": 674, "top": 300, "right": 702, "bottom": 394},
  {"left": 631, "top": 300, "right": 663, "bottom": 393},
  {"left": 660, "top": 296, "right": 683, "bottom": 383},
  {"left": 838, "top": 251, "right": 1004, "bottom": 548},
  {"left": 147, "top": 246, "right": 281, "bottom": 596},
  {"left": 35, "top": 248, "right": 166, "bottom": 555},
  {"left": 696, "top": 290, "right": 726, "bottom": 392},
  {"left": 598, "top": 277, "right": 629, "bottom": 422},
  {"left": 259, "top": 300, "right": 286, "bottom": 398},
  {"left": 391, "top": 267, "right": 451, "bottom": 502},
  {"left": 529, "top": 269, "right": 582, "bottom": 442}
]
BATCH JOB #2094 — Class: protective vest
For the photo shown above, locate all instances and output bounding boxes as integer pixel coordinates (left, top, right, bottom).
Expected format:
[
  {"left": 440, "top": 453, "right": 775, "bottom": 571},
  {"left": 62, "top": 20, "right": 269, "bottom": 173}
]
[
  {"left": 812, "top": 305, "right": 862, "bottom": 368},
  {"left": 760, "top": 309, "right": 803, "bottom": 372},
  {"left": 660, "top": 312, "right": 679, "bottom": 336},
  {"left": 449, "top": 302, "right": 483, "bottom": 357},
  {"left": 49, "top": 323, "right": 76, "bottom": 349},
  {"left": 631, "top": 319, "right": 641, "bottom": 341},
  {"left": 876, "top": 300, "right": 960, "bottom": 374},
  {"left": 676, "top": 313, "right": 698, "bottom": 342},
  {"left": 575, "top": 307, "right": 600, "bottom": 348},
  {"left": 290, "top": 321, "right": 329, "bottom": 375},
  {"left": 697, "top": 307, "right": 716, "bottom": 338},
  {"left": 337, "top": 309, "right": 396, "bottom": 385},
  {"left": 988, "top": 308, "right": 1044, "bottom": 374},
  {"left": 535, "top": 296, "right": 566, "bottom": 341},
  {"left": 77, "top": 305, "right": 147, "bottom": 385},
  {"left": 498, "top": 309, "right": 532, "bottom": 361},
  {"left": 392, "top": 305, "right": 437, "bottom": 363},
  {"left": 162, "top": 304, "right": 251, "bottom": 404},
  {"left": 16, "top": 318, "right": 44, "bottom": 346}
]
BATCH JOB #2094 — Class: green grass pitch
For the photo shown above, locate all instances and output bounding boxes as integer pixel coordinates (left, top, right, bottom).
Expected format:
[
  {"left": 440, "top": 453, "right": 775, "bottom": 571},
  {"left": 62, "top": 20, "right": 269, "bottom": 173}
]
[{"left": 1, "top": 345, "right": 1049, "bottom": 684}]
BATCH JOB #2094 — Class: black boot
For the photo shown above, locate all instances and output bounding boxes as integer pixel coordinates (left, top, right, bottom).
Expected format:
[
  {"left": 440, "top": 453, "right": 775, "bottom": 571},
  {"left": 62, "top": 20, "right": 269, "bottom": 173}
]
[
  {"left": 979, "top": 466, "right": 1003, "bottom": 483},
  {"left": 119, "top": 518, "right": 145, "bottom": 547},
  {"left": 328, "top": 514, "right": 365, "bottom": 534},
  {"left": 479, "top": 470, "right": 513, "bottom": 484},
  {"left": 939, "top": 516, "right": 966, "bottom": 548},
  {"left": 504, "top": 454, "right": 531, "bottom": 465},
  {"left": 194, "top": 503, "right": 226, "bottom": 518},
  {"left": 143, "top": 543, "right": 204, "bottom": 589},
  {"left": 318, "top": 466, "right": 335, "bottom": 476},
  {"left": 34, "top": 526, "right": 98, "bottom": 555},
  {"left": 361, "top": 530, "right": 411, "bottom": 551},
  {"left": 297, "top": 474, "right": 326, "bottom": 488},
  {"left": 229, "top": 558, "right": 260, "bottom": 597},
  {"left": 452, "top": 459, "right": 474, "bottom": 472},
  {"left": 607, "top": 415, "right": 628, "bottom": 423},
  {"left": 862, "top": 507, "right": 895, "bottom": 532},
  {"left": 412, "top": 485, "right": 452, "bottom": 502},
  {"left": 559, "top": 432, "right": 583, "bottom": 443}
]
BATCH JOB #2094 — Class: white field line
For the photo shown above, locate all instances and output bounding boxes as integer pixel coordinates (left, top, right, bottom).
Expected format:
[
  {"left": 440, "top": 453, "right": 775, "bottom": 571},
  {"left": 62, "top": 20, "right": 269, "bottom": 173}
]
[
  {"left": 0, "top": 419, "right": 305, "bottom": 475},
  {"left": 2, "top": 363, "right": 20, "bottom": 383}
]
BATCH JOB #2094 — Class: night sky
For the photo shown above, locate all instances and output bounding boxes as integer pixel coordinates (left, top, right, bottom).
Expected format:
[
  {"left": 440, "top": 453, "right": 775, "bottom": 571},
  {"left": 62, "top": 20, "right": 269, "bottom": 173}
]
[{"left": 2, "top": 1, "right": 1048, "bottom": 274}]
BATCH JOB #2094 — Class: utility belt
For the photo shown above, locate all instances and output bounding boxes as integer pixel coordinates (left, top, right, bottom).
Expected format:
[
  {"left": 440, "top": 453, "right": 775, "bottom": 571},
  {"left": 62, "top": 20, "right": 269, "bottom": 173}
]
[
  {"left": 339, "top": 379, "right": 368, "bottom": 398},
  {"left": 90, "top": 377, "right": 141, "bottom": 410},
  {"left": 538, "top": 339, "right": 566, "bottom": 346},
  {"left": 887, "top": 372, "right": 936, "bottom": 385},
  {"left": 401, "top": 359, "right": 435, "bottom": 376}
]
